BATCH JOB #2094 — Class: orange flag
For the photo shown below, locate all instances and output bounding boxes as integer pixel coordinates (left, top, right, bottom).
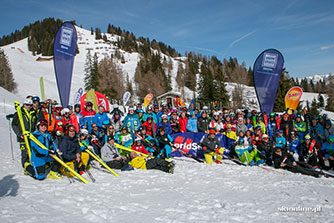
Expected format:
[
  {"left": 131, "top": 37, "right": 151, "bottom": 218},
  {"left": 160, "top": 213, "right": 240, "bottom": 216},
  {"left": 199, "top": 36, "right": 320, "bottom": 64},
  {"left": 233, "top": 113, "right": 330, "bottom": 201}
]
[
  {"left": 285, "top": 86, "right": 303, "bottom": 110},
  {"left": 144, "top": 93, "right": 153, "bottom": 107}
]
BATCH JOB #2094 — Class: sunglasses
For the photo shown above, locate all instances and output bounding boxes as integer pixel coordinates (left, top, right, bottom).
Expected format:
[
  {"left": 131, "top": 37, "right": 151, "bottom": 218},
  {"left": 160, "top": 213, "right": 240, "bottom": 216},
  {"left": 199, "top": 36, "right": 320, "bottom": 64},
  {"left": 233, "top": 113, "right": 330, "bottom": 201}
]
[{"left": 92, "top": 126, "right": 97, "bottom": 128}]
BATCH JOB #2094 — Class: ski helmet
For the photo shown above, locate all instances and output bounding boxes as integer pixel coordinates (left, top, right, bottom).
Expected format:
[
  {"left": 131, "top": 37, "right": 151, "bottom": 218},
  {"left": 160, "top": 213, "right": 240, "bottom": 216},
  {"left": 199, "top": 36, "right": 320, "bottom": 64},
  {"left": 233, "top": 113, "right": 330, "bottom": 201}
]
[
  {"left": 304, "top": 134, "right": 311, "bottom": 140},
  {"left": 32, "top": 96, "right": 40, "bottom": 102},
  {"left": 85, "top": 101, "right": 93, "bottom": 107},
  {"left": 37, "top": 119, "right": 48, "bottom": 127},
  {"left": 269, "top": 112, "right": 275, "bottom": 118},
  {"left": 74, "top": 104, "right": 80, "bottom": 108},
  {"left": 24, "top": 98, "right": 33, "bottom": 105},
  {"left": 79, "top": 128, "right": 89, "bottom": 137}
]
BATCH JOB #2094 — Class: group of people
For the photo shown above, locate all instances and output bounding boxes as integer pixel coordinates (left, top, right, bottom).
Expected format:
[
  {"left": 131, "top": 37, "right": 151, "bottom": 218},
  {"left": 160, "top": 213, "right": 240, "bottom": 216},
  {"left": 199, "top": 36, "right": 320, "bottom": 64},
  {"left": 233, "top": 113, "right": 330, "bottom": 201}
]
[{"left": 10, "top": 95, "right": 334, "bottom": 181}]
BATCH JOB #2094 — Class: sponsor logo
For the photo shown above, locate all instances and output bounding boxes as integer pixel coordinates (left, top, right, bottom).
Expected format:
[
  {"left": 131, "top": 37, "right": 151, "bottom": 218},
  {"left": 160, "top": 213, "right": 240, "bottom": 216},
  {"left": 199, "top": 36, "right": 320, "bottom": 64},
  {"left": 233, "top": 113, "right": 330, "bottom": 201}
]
[
  {"left": 173, "top": 136, "right": 201, "bottom": 152},
  {"left": 288, "top": 90, "right": 302, "bottom": 101},
  {"left": 262, "top": 53, "right": 278, "bottom": 69},
  {"left": 60, "top": 27, "right": 73, "bottom": 47}
]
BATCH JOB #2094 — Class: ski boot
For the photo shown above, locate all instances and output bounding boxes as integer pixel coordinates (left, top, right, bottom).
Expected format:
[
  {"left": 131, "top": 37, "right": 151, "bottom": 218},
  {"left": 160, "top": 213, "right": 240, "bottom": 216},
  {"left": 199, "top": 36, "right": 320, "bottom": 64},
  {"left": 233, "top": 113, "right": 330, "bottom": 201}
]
[
  {"left": 256, "top": 159, "right": 264, "bottom": 166},
  {"left": 48, "top": 171, "right": 63, "bottom": 179}
]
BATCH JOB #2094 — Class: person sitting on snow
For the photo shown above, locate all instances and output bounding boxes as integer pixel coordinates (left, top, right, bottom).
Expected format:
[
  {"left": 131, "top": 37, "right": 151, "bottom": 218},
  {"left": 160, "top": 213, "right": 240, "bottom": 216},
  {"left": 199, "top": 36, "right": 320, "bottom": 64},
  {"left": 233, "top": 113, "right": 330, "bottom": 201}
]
[
  {"left": 59, "top": 124, "right": 90, "bottom": 177},
  {"left": 28, "top": 120, "right": 63, "bottom": 180},
  {"left": 233, "top": 133, "right": 264, "bottom": 166},
  {"left": 257, "top": 134, "right": 274, "bottom": 166},
  {"left": 201, "top": 129, "right": 224, "bottom": 164},
  {"left": 321, "top": 135, "right": 334, "bottom": 170},
  {"left": 273, "top": 146, "right": 319, "bottom": 178},
  {"left": 287, "top": 132, "right": 301, "bottom": 162},
  {"left": 101, "top": 136, "right": 130, "bottom": 170},
  {"left": 300, "top": 134, "right": 318, "bottom": 168},
  {"left": 116, "top": 127, "right": 133, "bottom": 149},
  {"left": 128, "top": 151, "right": 175, "bottom": 174}
]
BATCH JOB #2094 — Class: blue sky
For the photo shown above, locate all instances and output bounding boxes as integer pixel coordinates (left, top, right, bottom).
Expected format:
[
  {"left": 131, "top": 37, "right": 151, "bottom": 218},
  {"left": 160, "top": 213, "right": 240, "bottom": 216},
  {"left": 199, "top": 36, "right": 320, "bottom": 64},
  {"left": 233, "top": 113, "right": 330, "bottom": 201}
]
[{"left": 1, "top": 0, "right": 334, "bottom": 78}]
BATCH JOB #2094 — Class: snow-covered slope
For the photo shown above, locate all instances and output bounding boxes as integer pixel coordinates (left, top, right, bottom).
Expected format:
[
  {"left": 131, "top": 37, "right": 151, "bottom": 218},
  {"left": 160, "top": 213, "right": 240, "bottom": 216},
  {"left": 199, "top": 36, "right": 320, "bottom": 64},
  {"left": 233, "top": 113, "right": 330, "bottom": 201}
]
[
  {"left": 297, "top": 73, "right": 333, "bottom": 83},
  {"left": 0, "top": 86, "right": 333, "bottom": 222}
]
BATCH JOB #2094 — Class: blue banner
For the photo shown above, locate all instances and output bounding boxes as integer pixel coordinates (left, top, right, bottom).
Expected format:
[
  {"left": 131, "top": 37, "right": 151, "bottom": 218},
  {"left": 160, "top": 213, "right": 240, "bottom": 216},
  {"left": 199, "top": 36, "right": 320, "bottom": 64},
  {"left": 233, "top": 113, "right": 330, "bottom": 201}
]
[
  {"left": 53, "top": 22, "right": 77, "bottom": 108},
  {"left": 253, "top": 49, "right": 284, "bottom": 114},
  {"left": 170, "top": 132, "right": 235, "bottom": 159}
]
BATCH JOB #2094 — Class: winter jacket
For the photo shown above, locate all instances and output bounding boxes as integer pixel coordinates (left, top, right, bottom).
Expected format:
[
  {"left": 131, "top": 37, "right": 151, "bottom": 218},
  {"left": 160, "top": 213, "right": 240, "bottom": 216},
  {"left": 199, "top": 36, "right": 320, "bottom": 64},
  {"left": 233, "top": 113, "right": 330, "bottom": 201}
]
[
  {"left": 324, "top": 126, "right": 334, "bottom": 140},
  {"left": 321, "top": 141, "right": 334, "bottom": 157},
  {"left": 280, "top": 120, "right": 293, "bottom": 139},
  {"left": 236, "top": 123, "right": 248, "bottom": 135},
  {"left": 186, "top": 117, "right": 198, "bottom": 133},
  {"left": 309, "top": 123, "right": 325, "bottom": 144},
  {"left": 123, "top": 114, "right": 141, "bottom": 132},
  {"left": 157, "top": 122, "right": 173, "bottom": 135},
  {"left": 201, "top": 136, "right": 222, "bottom": 154},
  {"left": 224, "top": 131, "right": 237, "bottom": 141},
  {"left": 130, "top": 156, "right": 147, "bottom": 169},
  {"left": 209, "top": 120, "right": 224, "bottom": 132},
  {"left": 288, "top": 138, "right": 300, "bottom": 154},
  {"left": 178, "top": 116, "right": 188, "bottom": 132},
  {"left": 59, "top": 135, "right": 81, "bottom": 162},
  {"left": 116, "top": 132, "right": 133, "bottom": 148},
  {"left": 142, "top": 121, "right": 157, "bottom": 137},
  {"left": 110, "top": 116, "right": 122, "bottom": 133},
  {"left": 197, "top": 116, "right": 210, "bottom": 132},
  {"left": 131, "top": 144, "right": 149, "bottom": 154},
  {"left": 275, "top": 136, "right": 287, "bottom": 149},
  {"left": 273, "top": 150, "right": 295, "bottom": 169},
  {"left": 12, "top": 106, "right": 37, "bottom": 142},
  {"left": 80, "top": 109, "right": 96, "bottom": 132},
  {"left": 294, "top": 121, "right": 307, "bottom": 139},
  {"left": 101, "top": 143, "right": 121, "bottom": 162},
  {"left": 93, "top": 112, "right": 110, "bottom": 128},
  {"left": 258, "top": 140, "right": 274, "bottom": 158},
  {"left": 170, "top": 119, "right": 180, "bottom": 133}
]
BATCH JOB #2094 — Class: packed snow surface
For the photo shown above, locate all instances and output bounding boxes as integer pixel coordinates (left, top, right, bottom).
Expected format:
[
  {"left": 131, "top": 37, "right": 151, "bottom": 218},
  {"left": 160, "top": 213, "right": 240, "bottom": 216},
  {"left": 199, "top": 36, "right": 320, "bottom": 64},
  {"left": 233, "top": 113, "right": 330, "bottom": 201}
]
[{"left": 0, "top": 88, "right": 333, "bottom": 223}]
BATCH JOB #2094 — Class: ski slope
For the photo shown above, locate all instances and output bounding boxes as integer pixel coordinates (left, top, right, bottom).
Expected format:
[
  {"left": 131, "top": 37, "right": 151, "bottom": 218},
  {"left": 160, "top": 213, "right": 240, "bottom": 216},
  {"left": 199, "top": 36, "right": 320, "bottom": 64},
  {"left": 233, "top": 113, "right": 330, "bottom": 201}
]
[{"left": 0, "top": 87, "right": 333, "bottom": 222}]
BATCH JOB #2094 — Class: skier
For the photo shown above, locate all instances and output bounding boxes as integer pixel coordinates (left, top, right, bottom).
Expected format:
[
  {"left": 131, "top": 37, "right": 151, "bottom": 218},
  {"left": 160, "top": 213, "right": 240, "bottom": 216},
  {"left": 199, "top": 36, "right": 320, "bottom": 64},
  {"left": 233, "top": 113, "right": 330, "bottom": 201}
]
[
  {"left": 287, "top": 133, "right": 301, "bottom": 161},
  {"left": 110, "top": 109, "right": 122, "bottom": 133},
  {"left": 156, "top": 127, "right": 174, "bottom": 159},
  {"left": 320, "top": 135, "right": 334, "bottom": 170},
  {"left": 178, "top": 111, "right": 188, "bottom": 133},
  {"left": 235, "top": 117, "right": 247, "bottom": 136},
  {"left": 197, "top": 110, "right": 210, "bottom": 133},
  {"left": 209, "top": 112, "right": 224, "bottom": 133},
  {"left": 300, "top": 134, "right": 318, "bottom": 168},
  {"left": 59, "top": 124, "right": 90, "bottom": 177},
  {"left": 12, "top": 98, "right": 37, "bottom": 169},
  {"left": 116, "top": 127, "right": 133, "bottom": 148},
  {"left": 257, "top": 134, "right": 274, "bottom": 166},
  {"left": 294, "top": 114, "right": 307, "bottom": 142},
  {"left": 157, "top": 114, "right": 173, "bottom": 135},
  {"left": 142, "top": 116, "right": 157, "bottom": 137},
  {"left": 129, "top": 151, "right": 175, "bottom": 173},
  {"left": 324, "top": 119, "right": 334, "bottom": 140},
  {"left": 224, "top": 124, "right": 237, "bottom": 141},
  {"left": 273, "top": 146, "right": 320, "bottom": 178},
  {"left": 123, "top": 106, "right": 141, "bottom": 136},
  {"left": 280, "top": 113, "right": 293, "bottom": 140},
  {"left": 275, "top": 130, "right": 287, "bottom": 150},
  {"left": 169, "top": 110, "right": 180, "bottom": 134},
  {"left": 93, "top": 105, "right": 110, "bottom": 129},
  {"left": 131, "top": 138, "right": 149, "bottom": 154},
  {"left": 201, "top": 129, "right": 224, "bottom": 164},
  {"left": 101, "top": 136, "right": 130, "bottom": 169},
  {"left": 80, "top": 101, "right": 96, "bottom": 132},
  {"left": 28, "top": 120, "right": 63, "bottom": 180}
]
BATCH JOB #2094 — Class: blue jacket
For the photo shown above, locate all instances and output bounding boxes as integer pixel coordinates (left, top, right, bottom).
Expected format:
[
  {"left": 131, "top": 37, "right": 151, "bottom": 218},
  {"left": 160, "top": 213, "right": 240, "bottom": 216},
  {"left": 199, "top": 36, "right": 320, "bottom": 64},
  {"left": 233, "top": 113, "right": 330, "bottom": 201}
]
[
  {"left": 123, "top": 114, "right": 141, "bottom": 132},
  {"left": 80, "top": 115, "right": 95, "bottom": 132},
  {"left": 30, "top": 130, "right": 57, "bottom": 179},
  {"left": 309, "top": 123, "right": 325, "bottom": 144},
  {"left": 275, "top": 136, "right": 286, "bottom": 149},
  {"left": 186, "top": 117, "right": 198, "bottom": 133},
  {"left": 288, "top": 139, "right": 300, "bottom": 154},
  {"left": 143, "top": 112, "right": 158, "bottom": 124},
  {"left": 93, "top": 112, "right": 110, "bottom": 128},
  {"left": 157, "top": 122, "right": 172, "bottom": 135},
  {"left": 321, "top": 141, "right": 334, "bottom": 157},
  {"left": 116, "top": 132, "right": 133, "bottom": 148},
  {"left": 59, "top": 135, "right": 81, "bottom": 162}
]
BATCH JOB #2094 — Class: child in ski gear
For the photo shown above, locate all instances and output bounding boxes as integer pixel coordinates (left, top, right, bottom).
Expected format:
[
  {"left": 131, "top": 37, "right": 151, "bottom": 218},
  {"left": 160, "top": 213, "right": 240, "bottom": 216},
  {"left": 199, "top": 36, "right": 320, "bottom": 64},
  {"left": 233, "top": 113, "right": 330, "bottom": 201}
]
[
  {"left": 157, "top": 114, "right": 173, "bottom": 135},
  {"left": 89, "top": 123, "right": 105, "bottom": 156},
  {"left": 142, "top": 116, "right": 157, "bottom": 137},
  {"left": 236, "top": 117, "right": 247, "bottom": 136},
  {"left": 131, "top": 138, "right": 149, "bottom": 154},
  {"left": 288, "top": 133, "right": 301, "bottom": 161},
  {"left": 324, "top": 119, "right": 334, "bottom": 140},
  {"left": 224, "top": 124, "right": 237, "bottom": 141},
  {"left": 300, "top": 134, "right": 318, "bottom": 168},
  {"left": 280, "top": 113, "right": 293, "bottom": 140},
  {"left": 101, "top": 136, "right": 130, "bottom": 169},
  {"left": 138, "top": 126, "right": 158, "bottom": 154},
  {"left": 116, "top": 127, "right": 133, "bottom": 148},
  {"left": 28, "top": 120, "right": 62, "bottom": 180},
  {"left": 156, "top": 127, "right": 174, "bottom": 159},
  {"left": 129, "top": 151, "right": 175, "bottom": 173},
  {"left": 257, "top": 134, "right": 274, "bottom": 166},
  {"left": 110, "top": 110, "right": 122, "bottom": 133},
  {"left": 275, "top": 130, "right": 287, "bottom": 150},
  {"left": 170, "top": 111, "right": 180, "bottom": 133},
  {"left": 186, "top": 111, "right": 198, "bottom": 133},
  {"left": 80, "top": 101, "right": 96, "bottom": 132},
  {"left": 273, "top": 146, "right": 319, "bottom": 178},
  {"left": 201, "top": 129, "right": 224, "bottom": 164},
  {"left": 294, "top": 114, "right": 307, "bottom": 142}
]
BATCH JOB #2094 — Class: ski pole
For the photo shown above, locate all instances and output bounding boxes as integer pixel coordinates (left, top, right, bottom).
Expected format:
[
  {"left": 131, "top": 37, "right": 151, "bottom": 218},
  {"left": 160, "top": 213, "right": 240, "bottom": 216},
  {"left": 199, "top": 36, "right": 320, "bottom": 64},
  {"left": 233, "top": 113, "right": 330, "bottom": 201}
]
[{"left": 6, "top": 114, "right": 14, "bottom": 160}]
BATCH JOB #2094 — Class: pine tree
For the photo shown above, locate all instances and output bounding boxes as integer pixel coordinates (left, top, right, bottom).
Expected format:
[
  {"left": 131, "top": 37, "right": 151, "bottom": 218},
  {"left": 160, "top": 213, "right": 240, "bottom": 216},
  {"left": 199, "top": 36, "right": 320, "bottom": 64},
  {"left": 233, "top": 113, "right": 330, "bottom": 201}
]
[
  {"left": 326, "top": 74, "right": 334, "bottom": 111},
  {"left": 274, "top": 69, "right": 292, "bottom": 112},
  {"left": 308, "top": 98, "right": 320, "bottom": 116},
  {"left": 0, "top": 49, "right": 16, "bottom": 92},
  {"left": 317, "top": 93, "right": 325, "bottom": 108},
  {"left": 84, "top": 51, "right": 99, "bottom": 90}
]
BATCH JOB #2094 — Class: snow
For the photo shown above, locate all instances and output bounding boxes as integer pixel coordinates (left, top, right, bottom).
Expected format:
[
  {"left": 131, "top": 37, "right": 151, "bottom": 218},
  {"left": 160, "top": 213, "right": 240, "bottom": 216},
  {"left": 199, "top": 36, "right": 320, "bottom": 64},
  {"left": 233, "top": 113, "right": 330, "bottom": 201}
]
[{"left": 0, "top": 87, "right": 334, "bottom": 222}]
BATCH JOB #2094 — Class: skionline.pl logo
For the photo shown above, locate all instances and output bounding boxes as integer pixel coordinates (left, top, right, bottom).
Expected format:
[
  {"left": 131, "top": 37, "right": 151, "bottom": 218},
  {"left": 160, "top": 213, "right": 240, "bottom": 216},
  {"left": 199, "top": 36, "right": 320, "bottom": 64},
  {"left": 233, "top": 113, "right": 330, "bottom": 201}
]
[{"left": 278, "top": 206, "right": 322, "bottom": 213}]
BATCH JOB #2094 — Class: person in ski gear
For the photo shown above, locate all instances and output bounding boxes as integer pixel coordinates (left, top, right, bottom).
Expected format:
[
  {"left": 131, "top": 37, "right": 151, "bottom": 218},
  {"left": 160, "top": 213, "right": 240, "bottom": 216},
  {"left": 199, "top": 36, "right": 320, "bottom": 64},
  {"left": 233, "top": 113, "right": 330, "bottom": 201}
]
[
  {"left": 321, "top": 135, "right": 334, "bottom": 170},
  {"left": 169, "top": 110, "right": 180, "bottom": 133},
  {"left": 273, "top": 146, "right": 319, "bottom": 178},
  {"left": 186, "top": 111, "right": 198, "bottom": 133},
  {"left": 80, "top": 101, "right": 96, "bottom": 132},
  {"left": 138, "top": 126, "right": 158, "bottom": 154},
  {"left": 275, "top": 130, "right": 287, "bottom": 150},
  {"left": 201, "top": 129, "right": 224, "bottom": 164},
  {"left": 89, "top": 123, "right": 105, "bottom": 156},
  {"left": 131, "top": 137, "right": 149, "bottom": 154},
  {"left": 142, "top": 116, "right": 157, "bottom": 137},
  {"left": 101, "top": 136, "right": 130, "bottom": 169},
  {"left": 157, "top": 114, "right": 172, "bottom": 135},
  {"left": 324, "top": 119, "right": 334, "bottom": 140},
  {"left": 123, "top": 106, "right": 141, "bottom": 136},
  {"left": 110, "top": 109, "right": 122, "bottom": 133},
  {"left": 73, "top": 104, "right": 82, "bottom": 124},
  {"left": 280, "top": 113, "right": 293, "bottom": 141},
  {"left": 93, "top": 105, "right": 110, "bottom": 129},
  {"left": 287, "top": 133, "right": 301, "bottom": 161},
  {"left": 61, "top": 108, "right": 79, "bottom": 132},
  {"left": 128, "top": 151, "right": 175, "bottom": 173},
  {"left": 294, "top": 114, "right": 307, "bottom": 142},
  {"left": 223, "top": 114, "right": 236, "bottom": 132},
  {"left": 300, "top": 134, "right": 318, "bottom": 168},
  {"left": 178, "top": 111, "right": 188, "bottom": 133},
  {"left": 59, "top": 124, "right": 90, "bottom": 177},
  {"left": 156, "top": 127, "right": 174, "bottom": 159},
  {"left": 309, "top": 116, "right": 325, "bottom": 144},
  {"left": 143, "top": 105, "right": 158, "bottom": 125},
  {"left": 257, "top": 134, "right": 274, "bottom": 166},
  {"left": 255, "top": 116, "right": 266, "bottom": 134},
  {"left": 236, "top": 117, "right": 247, "bottom": 136},
  {"left": 12, "top": 98, "right": 37, "bottom": 168},
  {"left": 28, "top": 120, "right": 63, "bottom": 180},
  {"left": 136, "top": 109, "right": 145, "bottom": 123},
  {"left": 116, "top": 127, "right": 133, "bottom": 148},
  {"left": 197, "top": 110, "right": 210, "bottom": 133},
  {"left": 224, "top": 124, "right": 237, "bottom": 141},
  {"left": 209, "top": 112, "right": 224, "bottom": 133}
]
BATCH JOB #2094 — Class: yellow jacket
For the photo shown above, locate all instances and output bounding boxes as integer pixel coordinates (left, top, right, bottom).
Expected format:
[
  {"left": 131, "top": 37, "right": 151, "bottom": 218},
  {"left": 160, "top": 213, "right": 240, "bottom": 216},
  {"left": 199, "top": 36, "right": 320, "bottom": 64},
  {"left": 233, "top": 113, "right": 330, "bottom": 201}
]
[
  {"left": 130, "top": 156, "right": 147, "bottom": 169},
  {"left": 224, "top": 131, "right": 237, "bottom": 141}
]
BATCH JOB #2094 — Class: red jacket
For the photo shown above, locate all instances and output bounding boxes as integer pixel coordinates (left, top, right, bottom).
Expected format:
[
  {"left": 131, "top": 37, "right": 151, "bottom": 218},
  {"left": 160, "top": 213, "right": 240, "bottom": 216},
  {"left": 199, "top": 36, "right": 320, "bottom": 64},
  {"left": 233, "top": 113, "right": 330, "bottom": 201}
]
[
  {"left": 131, "top": 144, "right": 149, "bottom": 154},
  {"left": 178, "top": 117, "right": 188, "bottom": 132},
  {"left": 142, "top": 121, "right": 157, "bottom": 137}
]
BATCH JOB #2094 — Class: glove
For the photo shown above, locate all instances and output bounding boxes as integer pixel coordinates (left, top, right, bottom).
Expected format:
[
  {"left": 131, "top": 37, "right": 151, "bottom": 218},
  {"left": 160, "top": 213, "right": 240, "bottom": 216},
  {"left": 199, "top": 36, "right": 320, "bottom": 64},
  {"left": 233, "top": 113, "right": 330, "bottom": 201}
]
[
  {"left": 48, "top": 149, "right": 56, "bottom": 155},
  {"left": 87, "top": 145, "right": 94, "bottom": 151},
  {"left": 203, "top": 146, "right": 207, "bottom": 150},
  {"left": 56, "top": 149, "right": 63, "bottom": 156},
  {"left": 215, "top": 148, "right": 220, "bottom": 154}
]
